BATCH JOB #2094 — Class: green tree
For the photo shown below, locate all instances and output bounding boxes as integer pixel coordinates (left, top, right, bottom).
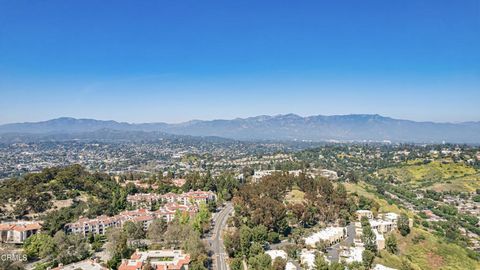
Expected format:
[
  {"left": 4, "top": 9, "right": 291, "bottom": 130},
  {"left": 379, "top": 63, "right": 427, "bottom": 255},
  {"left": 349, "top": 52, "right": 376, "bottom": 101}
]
[
  {"left": 397, "top": 213, "right": 410, "bottom": 236},
  {"left": 248, "top": 242, "right": 264, "bottom": 257},
  {"left": 272, "top": 257, "right": 287, "bottom": 270},
  {"left": 362, "top": 250, "right": 375, "bottom": 269},
  {"left": 362, "top": 225, "right": 377, "bottom": 254},
  {"left": 385, "top": 234, "right": 398, "bottom": 254},
  {"left": 230, "top": 257, "right": 244, "bottom": 270},
  {"left": 239, "top": 226, "right": 253, "bottom": 257},
  {"left": 314, "top": 252, "right": 329, "bottom": 270},
  {"left": 248, "top": 253, "right": 271, "bottom": 270},
  {"left": 192, "top": 203, "right": 212, "bottom": 234},
  {"left": 23, "top": 233, "right": 56, "bottom": 259}
]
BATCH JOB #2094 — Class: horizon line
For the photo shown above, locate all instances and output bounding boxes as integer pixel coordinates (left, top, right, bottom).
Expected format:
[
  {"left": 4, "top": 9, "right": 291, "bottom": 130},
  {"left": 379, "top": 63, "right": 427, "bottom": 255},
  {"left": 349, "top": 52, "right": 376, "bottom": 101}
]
[{"left": 1, "top": 113, "right": 479, "bottom": 126}]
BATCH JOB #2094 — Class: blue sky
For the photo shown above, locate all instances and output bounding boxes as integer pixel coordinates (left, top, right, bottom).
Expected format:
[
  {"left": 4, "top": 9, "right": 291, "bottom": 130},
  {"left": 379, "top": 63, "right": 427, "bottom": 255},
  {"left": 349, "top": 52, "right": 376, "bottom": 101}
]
[{"left": 0, "top": 0, "right": 479, "bottom": 124}]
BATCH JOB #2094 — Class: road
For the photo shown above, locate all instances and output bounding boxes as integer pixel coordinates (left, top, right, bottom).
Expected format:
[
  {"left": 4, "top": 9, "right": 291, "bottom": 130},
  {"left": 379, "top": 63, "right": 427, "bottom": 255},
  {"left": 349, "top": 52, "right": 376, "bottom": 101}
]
[
  {"left": 326, "top": 223, "right": 355, "bottom": 262},
  {"left": 208, "top": 202, "right": 234, "bottom": 270}
]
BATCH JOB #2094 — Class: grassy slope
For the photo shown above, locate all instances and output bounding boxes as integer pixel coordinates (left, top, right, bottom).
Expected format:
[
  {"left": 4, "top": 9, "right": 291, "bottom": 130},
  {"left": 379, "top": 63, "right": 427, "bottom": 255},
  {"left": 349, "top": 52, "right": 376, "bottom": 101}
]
[
  {"left": 345, "top": 182, "right": 402, "bottom": 213},
  {"left": 345, "top": 182, "right": 480, "bottom": 269},
  {"left": 376, "top": 228, "right": 480, "bottom": 270},
  {"left": 377, "top": 160, "right": 478, "bottom": 191}
]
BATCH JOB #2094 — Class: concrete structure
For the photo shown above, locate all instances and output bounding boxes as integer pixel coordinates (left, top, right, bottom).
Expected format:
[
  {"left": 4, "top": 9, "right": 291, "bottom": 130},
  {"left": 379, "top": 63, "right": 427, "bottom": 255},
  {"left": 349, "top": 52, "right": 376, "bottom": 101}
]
[
  {"left": 0, "top": 221, "right": 41, "bottom": 244},
  {"left": 266, "top": 250, "right": 296, "bottom": 270},
  {"left": 252, "top": 170, "right": 280, "bottom": 182},
  {"left": 319, "top": 169, "right": 339, "bottom": 180},
  {"left": 356, "top": 210, "right": 373, "bottom": 220},
  {"left": 66, "top": 203, "right": 197, "bottom": 236},
  {"left": 119, "top": 249, "right": 190, "bottom": 270},
  {"left": 369, "top": 219, "right": 396, "bottom": 234},
  {"left": 300, "top": 249, "right": 316, "bottom": 270},
  {"left": 374, "top": 230, "right": 385, "bottom": 250},
  {"left": 304, "top": 226, "right": 347, "bottom": 248},
  {"left": 265, "top": 250, "right": 288, "bottom": 260},
  {"left": 339, "top": 246, "right": 364, "bottom": 263}
]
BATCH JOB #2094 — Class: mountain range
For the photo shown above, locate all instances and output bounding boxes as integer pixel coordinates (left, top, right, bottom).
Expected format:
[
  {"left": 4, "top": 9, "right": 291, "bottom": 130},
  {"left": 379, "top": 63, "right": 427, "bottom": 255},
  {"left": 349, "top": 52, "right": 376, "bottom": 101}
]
[{"left": 0, "top": 114, "right": 479, "bottom": 143}]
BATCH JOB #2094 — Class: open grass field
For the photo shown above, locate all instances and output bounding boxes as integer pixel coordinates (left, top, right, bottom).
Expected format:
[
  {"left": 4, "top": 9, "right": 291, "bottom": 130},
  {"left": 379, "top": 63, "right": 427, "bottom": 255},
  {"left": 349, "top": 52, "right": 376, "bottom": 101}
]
[
  {"left": 375, "top": 228, "right": 480, "bottom": 270},
  {"left": 378, "top": 160, "right": 477, "bottom": 183}
]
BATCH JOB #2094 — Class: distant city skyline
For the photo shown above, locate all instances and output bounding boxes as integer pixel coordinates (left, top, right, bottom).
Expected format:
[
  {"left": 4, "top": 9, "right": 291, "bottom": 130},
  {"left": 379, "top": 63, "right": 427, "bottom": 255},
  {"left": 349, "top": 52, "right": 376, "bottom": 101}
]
[{"left": 1, "top": 0, "right": 479, "bottom": 124}]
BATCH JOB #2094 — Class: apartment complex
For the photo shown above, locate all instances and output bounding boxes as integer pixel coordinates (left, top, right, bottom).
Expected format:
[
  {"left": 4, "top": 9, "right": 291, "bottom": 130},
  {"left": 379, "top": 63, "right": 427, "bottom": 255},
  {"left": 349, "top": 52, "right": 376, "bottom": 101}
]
[
  {"left": 0, "top": 221, "right": 42, "bottom": 244},
  {"left": 119, "top": 249, "right": 190, "bottom": 270},
  {"left": 127, "top": 190, "right": 216, "bottom": 209},
  {"left": 65, "top": 202, "right": 197, "bottom": 236}
]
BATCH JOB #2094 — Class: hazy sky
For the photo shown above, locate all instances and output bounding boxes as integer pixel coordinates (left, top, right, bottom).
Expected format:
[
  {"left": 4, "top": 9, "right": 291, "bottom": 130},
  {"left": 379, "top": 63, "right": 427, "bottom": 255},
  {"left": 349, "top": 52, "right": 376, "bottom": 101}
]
[{"left": 0, "top": 0, "right": 479, "bottom": 124}]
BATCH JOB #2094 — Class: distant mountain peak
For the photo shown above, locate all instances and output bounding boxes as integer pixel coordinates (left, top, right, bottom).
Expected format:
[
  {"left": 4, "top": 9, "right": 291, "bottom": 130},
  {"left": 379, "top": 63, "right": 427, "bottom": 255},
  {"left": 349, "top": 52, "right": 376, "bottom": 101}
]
[{"left": 0, "top": 114, "right": 479, "bottom": 143}]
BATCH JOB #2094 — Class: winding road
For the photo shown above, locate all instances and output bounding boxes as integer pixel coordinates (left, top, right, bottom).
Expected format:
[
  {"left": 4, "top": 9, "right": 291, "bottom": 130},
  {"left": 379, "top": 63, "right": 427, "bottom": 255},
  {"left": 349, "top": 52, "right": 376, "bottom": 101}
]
[{"left": 208, "top": 202, "right": 233, "bottom": 270}]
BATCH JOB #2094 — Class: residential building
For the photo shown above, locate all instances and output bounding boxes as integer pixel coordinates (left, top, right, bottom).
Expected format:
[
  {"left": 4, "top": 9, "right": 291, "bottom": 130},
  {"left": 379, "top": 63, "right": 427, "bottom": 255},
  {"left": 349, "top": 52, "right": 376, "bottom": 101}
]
[
  {"left": 119, "top": 249, "right": 190, "bottom": 270},
  {"left": 65, "top": 202, "right": 197, "bottom": 236},
  {"left": 304, "top": 226, "right": 347, "bottom": 248},
  {"left": 339, "top": 246, "right": 364, "bottom": 263},
  {"left": 356, "top": 210, "right": 373, "bottom": 220},
  {"left": 0, "top": 221, "right": 41, "bottom": 244}
]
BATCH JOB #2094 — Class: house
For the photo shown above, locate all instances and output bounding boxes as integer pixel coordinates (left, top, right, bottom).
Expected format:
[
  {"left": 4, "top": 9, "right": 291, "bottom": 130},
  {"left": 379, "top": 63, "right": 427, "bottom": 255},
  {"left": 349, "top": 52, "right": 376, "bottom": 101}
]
[
  {"left": 356, "top": 210, "right": 373, "bottom": 220},
  {"left": 118, "top": 249, "right": 190, "bottom": 270},
  {"left": 0, "top": 221, "right": 41, "bottom": 244},
  {"left": 369, "top": 219, "right": 396, "bottom": 234}
]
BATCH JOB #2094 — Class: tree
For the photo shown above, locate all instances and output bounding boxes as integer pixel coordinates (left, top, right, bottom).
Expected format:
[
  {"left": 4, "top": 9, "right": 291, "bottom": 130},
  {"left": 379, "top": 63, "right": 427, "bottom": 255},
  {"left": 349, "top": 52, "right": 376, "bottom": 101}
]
[
  {"left": 147, "top": 218, "right": 167, "bottom": 243},
  {"left": 397, "top": 213, "right": 410, "bottom": 236},
  {"left": 386, "top": 234, "right": 398, "bottom": 254},
  {"left": 224, "top": 230, "right": 241, "bottom": 257},
  {"left": 315, "top": 240, "right": 328, "bottom": 253},
  {"left": 239, "top": 225, "right": 253, "bottom": 257},
  {"left": 272, "top": 257, "right": 287, "bottom": 270},
  {"left": 362, "top": 250, "right": 375, "bottom": 269},
  {"left": 230, "top": 257, "right": 244, "bottom": 270},
  {"left": 314, "top": 252, "right": 329, "bottom": 270},
  {"left": 192, "top": 203, "right": 211, "bottom": 234},
  {"left": 330, "top": 262, "right": 345, "bottom": 270},
  {"left": 106, "top": 227, "right": 129, "bottom": 258},
  {"left": 123, "top": 221, "right": 145, "bottom": 244},
  {"left": 362, "top": 225, "right": 377, "bottom": 254},
  {"left": 23, "top": 233, "right": 56, "bottom": 259},
  {"left": 248, "top": 242, "right": 264, "bottom": 257},
  {"left": 248, "top": 253, "right": 271, "bottom": 270},
  {"left": 53, "top": 231, "right": 90, "bottom": 265}
]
